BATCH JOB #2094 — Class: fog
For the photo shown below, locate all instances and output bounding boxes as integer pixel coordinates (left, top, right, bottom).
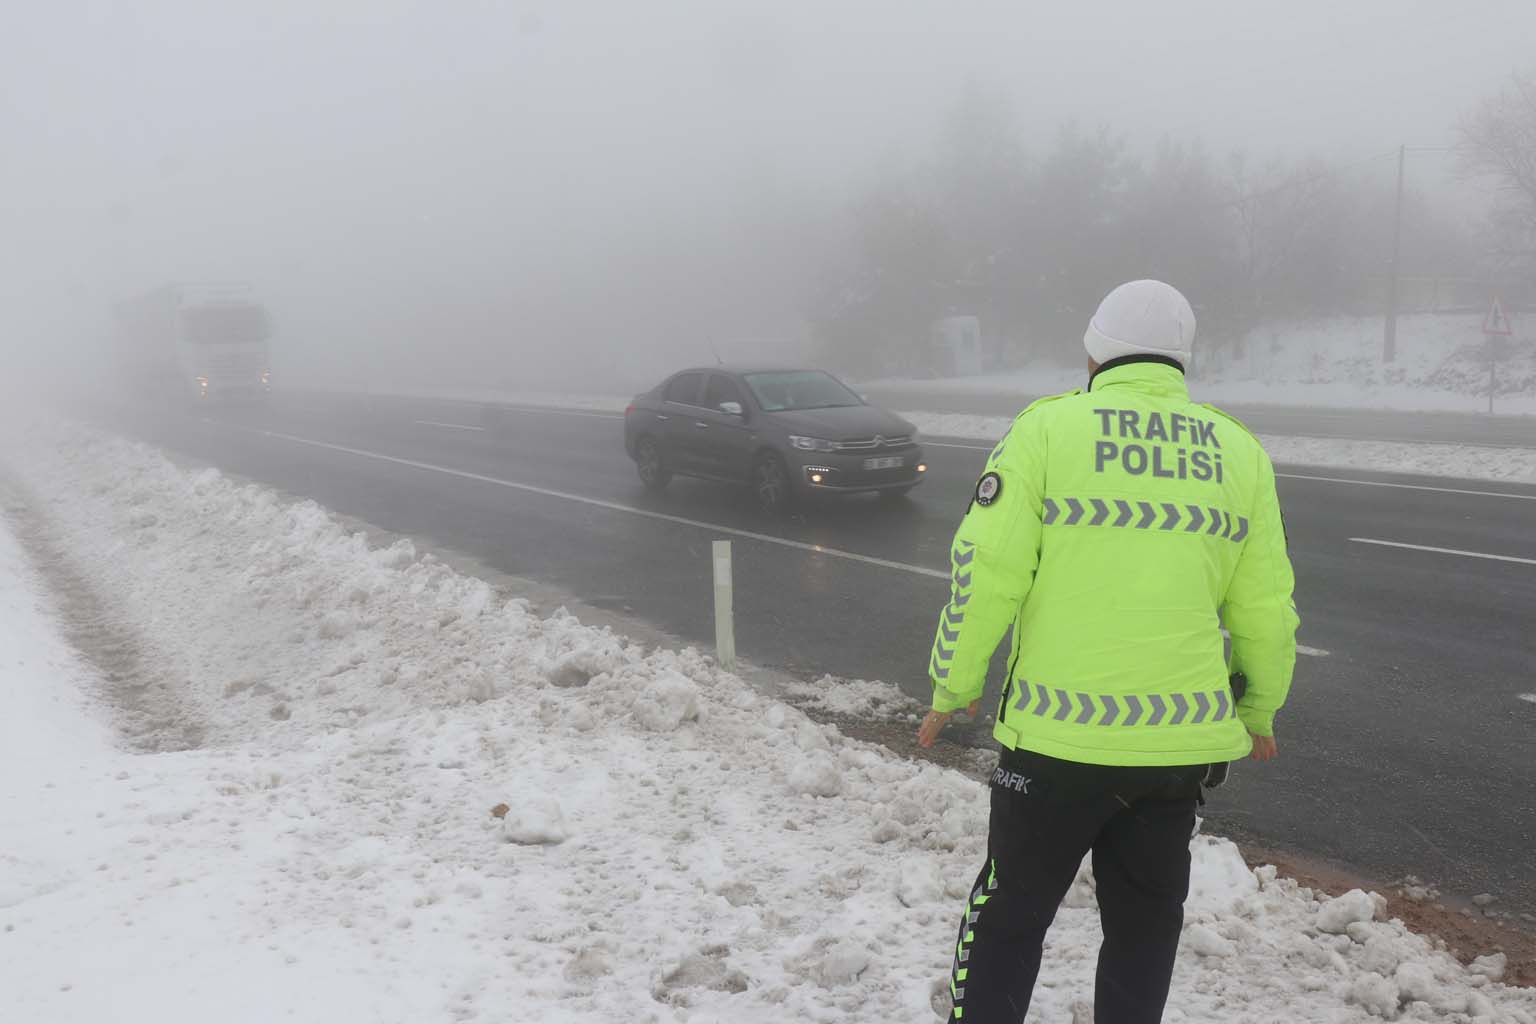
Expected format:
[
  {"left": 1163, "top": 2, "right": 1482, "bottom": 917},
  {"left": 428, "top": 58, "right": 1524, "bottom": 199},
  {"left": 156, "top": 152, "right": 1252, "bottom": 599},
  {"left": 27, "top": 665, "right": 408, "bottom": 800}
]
[{"left": 4, "top": 0, "right": 1535, "bottom": 394}]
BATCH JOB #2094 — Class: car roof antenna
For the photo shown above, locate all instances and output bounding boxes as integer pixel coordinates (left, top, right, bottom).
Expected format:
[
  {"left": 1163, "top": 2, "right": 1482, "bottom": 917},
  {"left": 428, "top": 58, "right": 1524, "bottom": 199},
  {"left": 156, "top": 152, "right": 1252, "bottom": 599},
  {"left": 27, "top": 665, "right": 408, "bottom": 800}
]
[{"left": 708, "top": 340, "right": 724, "bottom": 366}]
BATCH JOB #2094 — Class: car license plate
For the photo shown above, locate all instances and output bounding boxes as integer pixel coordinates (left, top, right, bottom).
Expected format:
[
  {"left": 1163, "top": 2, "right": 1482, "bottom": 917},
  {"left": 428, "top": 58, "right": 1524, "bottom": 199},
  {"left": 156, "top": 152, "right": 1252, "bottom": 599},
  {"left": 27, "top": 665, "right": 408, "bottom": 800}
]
[{"left": 863, "top": 456, "right": 904, "bottom": 470}]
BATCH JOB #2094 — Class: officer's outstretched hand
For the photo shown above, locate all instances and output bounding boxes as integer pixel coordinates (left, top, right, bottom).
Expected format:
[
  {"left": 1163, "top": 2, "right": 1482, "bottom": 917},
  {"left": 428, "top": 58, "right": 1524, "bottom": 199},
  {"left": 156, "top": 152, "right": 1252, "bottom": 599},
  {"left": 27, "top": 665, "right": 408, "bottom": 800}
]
[
  {"left": 917, "top": 700, "right": 981, "bottom": 749},
  {"left": 1249, "top": 732, "right": 1279, "bottom": 761}
]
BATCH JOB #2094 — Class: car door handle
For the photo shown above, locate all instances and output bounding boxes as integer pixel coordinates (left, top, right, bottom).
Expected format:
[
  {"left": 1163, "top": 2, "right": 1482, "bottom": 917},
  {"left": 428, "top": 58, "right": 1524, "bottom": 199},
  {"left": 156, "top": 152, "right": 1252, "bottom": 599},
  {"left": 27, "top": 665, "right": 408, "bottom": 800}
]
[
  {"left": 656, "top": 413, "right": 670, "bottom": 421},
  {"left": 693, "top": 421, "right": 710, "bottom": 429}
]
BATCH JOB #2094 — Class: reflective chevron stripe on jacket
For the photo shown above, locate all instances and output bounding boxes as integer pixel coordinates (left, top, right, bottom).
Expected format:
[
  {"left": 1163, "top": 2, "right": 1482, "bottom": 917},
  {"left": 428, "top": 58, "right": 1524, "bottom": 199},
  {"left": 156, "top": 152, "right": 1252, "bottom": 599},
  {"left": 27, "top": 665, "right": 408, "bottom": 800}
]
[
  {"left": 930, "top": 540, "right": 974, "bottom": 683},
  {"left": 1041, "top": 497, "right": 1249, "bottom": 542}
]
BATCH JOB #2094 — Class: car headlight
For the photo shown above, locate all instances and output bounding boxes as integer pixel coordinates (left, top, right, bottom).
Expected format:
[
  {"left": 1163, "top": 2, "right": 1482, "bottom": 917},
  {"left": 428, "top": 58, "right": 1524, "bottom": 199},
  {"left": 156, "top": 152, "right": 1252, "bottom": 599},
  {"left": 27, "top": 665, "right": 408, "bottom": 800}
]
[{"left": 789, "top": 435, "right": 837, "bottom": 452}]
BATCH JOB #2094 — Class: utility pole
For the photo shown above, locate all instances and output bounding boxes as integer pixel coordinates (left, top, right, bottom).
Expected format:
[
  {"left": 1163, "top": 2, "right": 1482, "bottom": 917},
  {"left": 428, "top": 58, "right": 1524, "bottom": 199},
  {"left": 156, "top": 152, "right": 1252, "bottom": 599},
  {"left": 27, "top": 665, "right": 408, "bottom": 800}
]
[{"left": 1383, "top": 144, "right": 1406, "bottom": 363}]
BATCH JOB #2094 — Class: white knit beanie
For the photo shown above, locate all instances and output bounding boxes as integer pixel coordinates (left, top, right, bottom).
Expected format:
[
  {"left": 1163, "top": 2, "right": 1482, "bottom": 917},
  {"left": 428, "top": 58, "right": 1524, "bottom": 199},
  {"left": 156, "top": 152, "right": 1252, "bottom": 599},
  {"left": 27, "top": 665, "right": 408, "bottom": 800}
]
[{"left": 1083, "top": 280, "right": 1196, "bottom": 368}]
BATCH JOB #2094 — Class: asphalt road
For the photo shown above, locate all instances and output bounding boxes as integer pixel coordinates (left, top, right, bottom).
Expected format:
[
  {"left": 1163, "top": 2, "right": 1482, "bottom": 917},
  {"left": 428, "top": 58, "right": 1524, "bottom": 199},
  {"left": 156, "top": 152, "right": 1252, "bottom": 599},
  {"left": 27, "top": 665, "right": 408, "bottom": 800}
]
[{"left": 77, "top": 390, "right": 1536, "bottom": 917}]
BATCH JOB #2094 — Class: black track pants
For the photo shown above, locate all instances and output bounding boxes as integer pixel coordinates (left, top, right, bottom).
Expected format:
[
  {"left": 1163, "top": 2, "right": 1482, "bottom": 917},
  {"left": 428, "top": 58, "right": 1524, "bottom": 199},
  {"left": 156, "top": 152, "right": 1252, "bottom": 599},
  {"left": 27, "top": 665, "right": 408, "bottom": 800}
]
[{"left": 948, "top": 748, "right": 1206, "bottom": 1024}]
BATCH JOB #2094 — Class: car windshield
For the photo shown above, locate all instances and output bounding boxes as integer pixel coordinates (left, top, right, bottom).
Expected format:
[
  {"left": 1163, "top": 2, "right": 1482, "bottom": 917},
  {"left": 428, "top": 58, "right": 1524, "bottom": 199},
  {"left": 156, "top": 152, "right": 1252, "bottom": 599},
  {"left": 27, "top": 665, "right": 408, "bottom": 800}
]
[{"left": 743, "top": 371, "right": 862, "bottom": 412}]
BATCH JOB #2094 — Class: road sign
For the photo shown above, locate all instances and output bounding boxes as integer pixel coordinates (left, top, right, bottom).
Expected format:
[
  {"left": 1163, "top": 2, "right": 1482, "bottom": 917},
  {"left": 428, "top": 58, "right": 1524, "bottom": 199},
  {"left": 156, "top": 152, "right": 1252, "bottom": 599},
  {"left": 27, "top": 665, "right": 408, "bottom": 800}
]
[{"left": 1483, "top": 297, "right": 1513, "bottom": 336}]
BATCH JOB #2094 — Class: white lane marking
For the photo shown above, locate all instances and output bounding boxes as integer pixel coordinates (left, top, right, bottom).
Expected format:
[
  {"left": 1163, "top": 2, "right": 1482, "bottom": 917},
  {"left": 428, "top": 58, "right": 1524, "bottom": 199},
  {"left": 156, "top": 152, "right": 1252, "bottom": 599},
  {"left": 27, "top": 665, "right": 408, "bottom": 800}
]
[
  {"left": 1278, "top": 473, "right": 1536, "bottom": 502},
  {"left": 414, "top": 420, "right": 486, "bottom": 432},
  {"left": 1275, "top": 432, "right": 1536, "bottom": 451},
  {"left": 1350, "top": 537, "right": 1536, "bottom": 566},
  {"left": 923, "top": 440, "right": 996, "bottom": 451},
  {"left": 1222, "top": 627, "right": 1329, "bottom": 658},
  {"left": 1519, "top": 693, "right": 1536, "bottom": 705},
  {"left": 477, "top": 405, "right": 622, "bottom": 420},
  {"left": 259, "top": 430, "right": 950, "bottom": 581}
]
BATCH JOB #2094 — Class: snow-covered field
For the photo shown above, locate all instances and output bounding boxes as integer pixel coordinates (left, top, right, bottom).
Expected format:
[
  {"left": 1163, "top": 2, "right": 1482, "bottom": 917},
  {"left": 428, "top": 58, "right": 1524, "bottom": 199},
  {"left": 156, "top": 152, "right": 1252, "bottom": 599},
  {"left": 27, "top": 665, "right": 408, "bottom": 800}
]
[
  {"left": 2, "top": 421, "right": 1533, "bottom": 1023},
  {"left": 864, "top": 312, "right": 1536, "bottom": 416},
  {"left": 905, "top": 412, "right": 1536, "bottom": 487}
]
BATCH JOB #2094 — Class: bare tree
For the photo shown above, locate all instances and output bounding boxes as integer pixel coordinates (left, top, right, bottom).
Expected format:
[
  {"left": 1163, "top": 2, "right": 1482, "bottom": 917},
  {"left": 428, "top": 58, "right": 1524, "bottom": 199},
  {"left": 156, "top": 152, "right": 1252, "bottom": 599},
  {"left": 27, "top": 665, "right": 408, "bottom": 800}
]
[
  {"left": 1226, "top": 154, "right": 1356, "bottom": 320},
  {"left": 1460, "top": 72, "right": 1536, "bottom": 245},
  {"left": 810, "top": 182, "right": 956, "bottom": 375},
  {"left": 810, "top": 81, "right": 1491, "bottom": 376},
  {"left": 1122, "top": 138, "right": 1235, "bottom": 311}
]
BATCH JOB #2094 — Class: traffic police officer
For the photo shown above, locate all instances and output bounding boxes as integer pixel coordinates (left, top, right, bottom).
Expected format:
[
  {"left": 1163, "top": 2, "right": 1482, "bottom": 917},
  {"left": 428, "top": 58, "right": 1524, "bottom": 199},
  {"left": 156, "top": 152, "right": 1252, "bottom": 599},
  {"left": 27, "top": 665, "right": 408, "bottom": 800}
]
[{"left": 918, "top": 280, "right": 1299, "bottom": 1023}]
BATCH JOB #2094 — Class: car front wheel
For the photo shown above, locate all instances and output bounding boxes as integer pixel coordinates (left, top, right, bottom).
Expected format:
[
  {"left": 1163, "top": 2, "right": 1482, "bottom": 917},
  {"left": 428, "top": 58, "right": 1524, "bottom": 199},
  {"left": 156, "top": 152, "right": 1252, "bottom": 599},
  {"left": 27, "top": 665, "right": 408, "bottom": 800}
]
[
  {"left": 754, "top": 454, "right": 793, "bottom": 517},
  {"left": 636, "top": 436, "right": 671, "bottom": 491}
]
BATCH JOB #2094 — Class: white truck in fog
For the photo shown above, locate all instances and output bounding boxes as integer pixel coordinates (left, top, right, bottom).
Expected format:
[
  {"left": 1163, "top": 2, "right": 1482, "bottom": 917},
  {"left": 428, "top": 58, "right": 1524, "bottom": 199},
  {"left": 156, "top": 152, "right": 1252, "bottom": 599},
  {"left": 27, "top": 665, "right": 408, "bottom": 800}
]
[{"left": 113, "top": 283, "right": 273, "bottom": 402}]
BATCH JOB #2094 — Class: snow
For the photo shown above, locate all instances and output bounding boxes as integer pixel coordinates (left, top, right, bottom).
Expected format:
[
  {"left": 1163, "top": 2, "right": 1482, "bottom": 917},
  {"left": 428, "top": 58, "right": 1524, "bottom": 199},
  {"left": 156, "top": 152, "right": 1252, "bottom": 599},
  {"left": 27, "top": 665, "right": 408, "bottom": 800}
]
[
  {"left": 1472, "top": 954, "right": 1509, "bottom": 983},
  {"left": 1349, "top": 972, "right": 1402, "bottom": 1018},
  {"left": 1319, "top": 889, "right": 1384, "bottom": 934},
  {"left": 902, "top": 411, "right": 1536, "bottom": 486},
  {"left": 1184, "top": 923, "right": 1237, "bottom": 958},
  {"left": 2, "top": 418, "right": 1535, "bottom": 1023},
  {"left": 1251, "top": 436, "right": 1536, "bottom": 485},
  {"left": 781, "top": 674, "right": 926, "bottom": 722},
  {"left": 862, "top": 312, "right": 1536, "bottom": 416},
  {"left": 501, "top": 796, "right": 571, "bottom": 846}
]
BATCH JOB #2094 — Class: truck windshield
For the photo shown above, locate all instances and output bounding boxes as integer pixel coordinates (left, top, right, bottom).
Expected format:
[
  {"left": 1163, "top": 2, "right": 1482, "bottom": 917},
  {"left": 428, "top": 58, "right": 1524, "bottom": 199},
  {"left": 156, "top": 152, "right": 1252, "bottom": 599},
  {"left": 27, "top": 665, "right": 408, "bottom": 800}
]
[
  {"left": 181, "top": 304, "right": 270, "bottom": 344},
  {"left": 743, "top": 371, "right": 862, "bottom": 412}
]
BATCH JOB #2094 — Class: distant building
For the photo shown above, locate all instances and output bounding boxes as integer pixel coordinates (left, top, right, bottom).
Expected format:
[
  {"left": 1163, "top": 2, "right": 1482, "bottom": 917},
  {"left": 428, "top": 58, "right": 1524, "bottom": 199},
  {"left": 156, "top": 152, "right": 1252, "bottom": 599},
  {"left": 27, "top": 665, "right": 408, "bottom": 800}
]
[{"left": 930, "top": 315, "right": 983, "bottom": 377}]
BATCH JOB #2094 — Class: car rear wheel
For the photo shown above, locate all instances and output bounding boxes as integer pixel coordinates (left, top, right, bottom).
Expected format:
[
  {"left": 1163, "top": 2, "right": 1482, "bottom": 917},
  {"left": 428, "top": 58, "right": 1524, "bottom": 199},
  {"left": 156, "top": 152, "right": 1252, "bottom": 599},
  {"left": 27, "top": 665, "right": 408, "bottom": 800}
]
[
  {"left": 754, "top": 454, "right": 792, "bottom": 517},
  {"left": 636, "top": 436, "right": 671, "bottom": 490}
]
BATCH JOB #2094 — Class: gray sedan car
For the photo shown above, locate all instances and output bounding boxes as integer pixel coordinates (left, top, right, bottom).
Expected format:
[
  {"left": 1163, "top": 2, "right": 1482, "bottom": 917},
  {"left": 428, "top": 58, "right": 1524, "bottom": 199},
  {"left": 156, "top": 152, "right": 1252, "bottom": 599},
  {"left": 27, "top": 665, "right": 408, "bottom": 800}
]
[{"left": 624, "top": 367, "right": 928, "bottom": 515}]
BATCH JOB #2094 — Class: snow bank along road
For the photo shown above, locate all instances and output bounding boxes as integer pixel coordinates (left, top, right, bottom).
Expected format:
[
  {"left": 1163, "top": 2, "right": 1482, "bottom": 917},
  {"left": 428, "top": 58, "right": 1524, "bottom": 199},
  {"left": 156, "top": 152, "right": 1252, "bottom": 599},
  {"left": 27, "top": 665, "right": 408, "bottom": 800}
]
[
  {"left": 54, "top": 389, "right": 1536, "bottom": 927},
  {"left": 858, "top": 383, "right": 1536, "bottom": 449},
  {"left": 4, "top": 423, "right": 1535, "bottom": 1024},
  {"left": 900, "top": 413, "right": 1536, "bottom": 488}
]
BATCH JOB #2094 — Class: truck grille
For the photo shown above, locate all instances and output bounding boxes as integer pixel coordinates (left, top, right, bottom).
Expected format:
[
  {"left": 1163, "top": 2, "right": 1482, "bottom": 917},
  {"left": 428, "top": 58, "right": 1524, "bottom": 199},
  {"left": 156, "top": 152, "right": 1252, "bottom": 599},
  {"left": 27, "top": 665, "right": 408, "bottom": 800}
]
[{"left": 205, "top": 350, "right": 264, "bottom": 377}]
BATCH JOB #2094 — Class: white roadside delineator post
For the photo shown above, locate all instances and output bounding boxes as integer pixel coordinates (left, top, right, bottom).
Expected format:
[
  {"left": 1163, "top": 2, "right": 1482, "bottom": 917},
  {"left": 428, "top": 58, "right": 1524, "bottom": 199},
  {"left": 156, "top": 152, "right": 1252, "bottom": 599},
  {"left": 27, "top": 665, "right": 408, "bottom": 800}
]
[
  {"left": 1483, "top": 296, "right": 1514, "bottom": 415},
  {"left": 713, "top": 540, "right": 736, "bottom": 672}
]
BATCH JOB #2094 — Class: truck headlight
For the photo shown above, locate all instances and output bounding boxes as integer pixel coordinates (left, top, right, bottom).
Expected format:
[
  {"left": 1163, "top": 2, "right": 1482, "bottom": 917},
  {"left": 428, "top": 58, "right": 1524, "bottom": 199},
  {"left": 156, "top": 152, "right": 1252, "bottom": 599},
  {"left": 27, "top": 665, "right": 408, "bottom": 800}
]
[{"left": 789, "top": 435, "right": 837, "bottom": 452}]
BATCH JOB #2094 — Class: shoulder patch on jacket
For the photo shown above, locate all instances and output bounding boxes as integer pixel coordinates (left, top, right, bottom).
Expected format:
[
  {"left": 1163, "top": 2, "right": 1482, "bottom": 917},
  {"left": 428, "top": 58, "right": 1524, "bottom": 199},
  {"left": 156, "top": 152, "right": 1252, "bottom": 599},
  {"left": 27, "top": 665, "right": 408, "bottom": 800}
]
[{"left": 975, "top": 472, "right": 1003, "bottom": 506}]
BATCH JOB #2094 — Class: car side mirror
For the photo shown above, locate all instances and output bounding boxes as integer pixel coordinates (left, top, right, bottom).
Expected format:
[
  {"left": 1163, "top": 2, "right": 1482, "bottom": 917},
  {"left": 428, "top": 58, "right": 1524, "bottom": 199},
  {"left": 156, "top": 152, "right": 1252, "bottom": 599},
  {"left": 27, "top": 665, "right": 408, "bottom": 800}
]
[{"left": 719, "top": 401, "right": 744, "bottom": 417}]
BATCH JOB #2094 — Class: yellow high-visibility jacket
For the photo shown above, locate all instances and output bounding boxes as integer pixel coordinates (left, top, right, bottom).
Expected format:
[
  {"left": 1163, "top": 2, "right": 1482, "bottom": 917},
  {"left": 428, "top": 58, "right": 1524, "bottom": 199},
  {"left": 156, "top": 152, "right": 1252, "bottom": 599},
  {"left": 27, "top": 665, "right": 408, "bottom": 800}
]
[{"left": 929, "top": 357, "right": 1299, "bottom": 766}]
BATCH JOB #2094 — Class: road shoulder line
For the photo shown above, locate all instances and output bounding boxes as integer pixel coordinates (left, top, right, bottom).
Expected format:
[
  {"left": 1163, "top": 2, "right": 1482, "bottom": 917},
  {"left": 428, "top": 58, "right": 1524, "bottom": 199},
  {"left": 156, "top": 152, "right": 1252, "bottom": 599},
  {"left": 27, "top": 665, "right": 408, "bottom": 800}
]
[{"left": 1349, "top": 537, "right": 1536, "bottom": 566}]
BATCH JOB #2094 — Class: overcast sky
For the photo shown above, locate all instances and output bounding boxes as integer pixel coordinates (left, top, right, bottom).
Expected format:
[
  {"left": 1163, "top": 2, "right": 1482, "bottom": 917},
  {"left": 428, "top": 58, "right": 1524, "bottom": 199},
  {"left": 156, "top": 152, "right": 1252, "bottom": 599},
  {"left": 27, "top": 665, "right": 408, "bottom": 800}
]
[{"left": 4, "top": 0, "right": 1533, "bottom": 387}]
